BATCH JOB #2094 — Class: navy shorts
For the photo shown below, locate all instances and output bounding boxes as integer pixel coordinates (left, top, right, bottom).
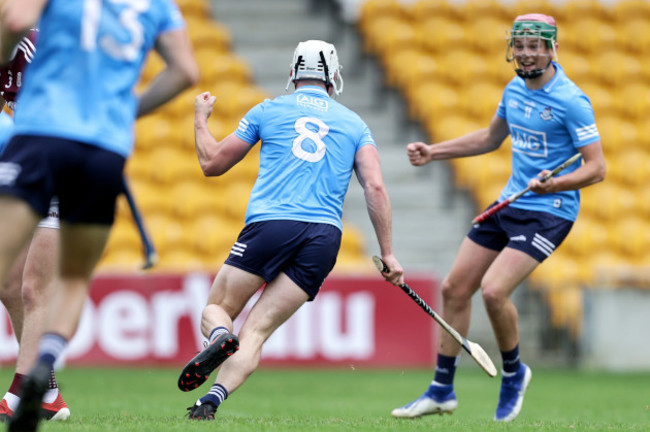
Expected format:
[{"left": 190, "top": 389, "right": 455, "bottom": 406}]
[
  {"left": 0, "top": 135, "right": 125, "bottom": 224},
  {"left": 468, "top": 202, "right": 573, "bottom": 262},
  {"left": 224, "top": 220, "right": 342, "bottom": 300}
]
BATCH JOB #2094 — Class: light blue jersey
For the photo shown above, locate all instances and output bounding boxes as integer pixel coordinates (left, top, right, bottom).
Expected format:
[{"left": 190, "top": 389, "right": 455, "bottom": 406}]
[
  {"left": 496, "top": 62, "right": 599, "bottom": 221},
  {"left": 235, "top": 85, "right": 377, "bottom": 230},
  {"left": 0, "top": 111, "right": 13, "bottom": 155},
  {"left": 12, "top": 0, "right": 185, "bottom": 157}
]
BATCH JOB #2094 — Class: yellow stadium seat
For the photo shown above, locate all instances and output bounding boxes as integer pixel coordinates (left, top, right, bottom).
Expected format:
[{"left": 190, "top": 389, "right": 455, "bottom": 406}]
[
  {"left": 124, "top": 153, "right": 152, "bottom": 182},
  {"left": 463, "top": 0, "right": 510, "bottom": 22},
  {"left": 557, "top": 49, "right": 592, "bottom": 85},
  {"left": 96, "top": 248, "right": 143, "bottom": 273},
  {"left": 186, "top": 19, "right": 231, "bottom": 52},
  {"left": 155, "top": 247, "right": 206, "bottom": 272},
  {"left": 615, "top": 18, "right": 650, "bottom": 55},
  {"left": 566, "top": 19, "right": 617, "bottom": 54},
  {"left": 438, "top": 49, "right": 489, "bottom": 86},
  {"left": 148, "top": 147, "right": 193, "bottom": 185},
  {"left": 176, "top": 0, "right": 211, "bottom": 19},
  {"left": 613, "top": 0, "right": 650, "bottom": 22},
  {"left": 341, "top": 223, "right": 366, "bottom": 258},
  {"left": 618, "top": 81, "right": 650, "bottom": 120},
  {"left": 465, "top": 16, "right": 511, "bottom": 55},
  {"left": 210, "top": 81, "right": 267, "bottom": 119},
  {"left": 612, "top": 216, "right": 650, "bottom": 260},
  {"left": 458, "top": 82, "right": 502, "bottom": 121},
  {"left": 416, "top": 17, "right": 465, "bottom": 54},
  {"left": 607, "top": 148, "right": 650, "bottom": 187},
  {"left": 358, "top": 0, "right": 404, "bottom": 37},
  {"left": 575, "top": 80, "right": 615, "bottom": 118},
  {"left": 511, "top": 0, "right": 558, "bottom": 20},
  {"left": 198, "top": 51, "right": 252, "bottom": 85},
  {"left": 129, "top": 181, "right": 170, "bottom": 216},
  {"left": 405, "top": 81, "right": 459, "bottom": 123},
  {"left": 188, "top": 214, "right": 240, "bottom": 257},
  {"left": 563, "top": 0, "right": 610, "bottom": 21},
  {"left": 581, "top": 183, "right": 635, "bottom": 222},
  {"left": 591, "top": 51, "right": 642, "bottom": 87},
  {"left": 428, "top": 114, "right": 480, "bottom": 143},
  {"left": 407, "top": 0, "right": 458, "bottom": 22},
  {"left": 562, "top": 215, "right": 610, "bottom": 259},
  {"left": 384, "top": 48, "right": 441, "bottom": 91},
  {"left": 225, "top": 182, "right": 254, "bottom": 222},
  {"left": 363, "top": 16, "right": 416, "bottom": 58},
  {"left": 596, "top": 114, "right": 638, "bottom": 155}
]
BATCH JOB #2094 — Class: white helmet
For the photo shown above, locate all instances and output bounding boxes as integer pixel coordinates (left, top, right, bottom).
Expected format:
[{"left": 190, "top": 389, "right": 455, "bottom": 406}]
[{"left": 286, "top": 40, "right": 344, "bottom": 96}]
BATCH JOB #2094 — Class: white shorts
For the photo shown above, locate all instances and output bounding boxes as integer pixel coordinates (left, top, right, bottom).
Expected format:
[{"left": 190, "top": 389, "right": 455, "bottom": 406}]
[{"left": 37, "top": 198, "right": 60, "bottom": 230}]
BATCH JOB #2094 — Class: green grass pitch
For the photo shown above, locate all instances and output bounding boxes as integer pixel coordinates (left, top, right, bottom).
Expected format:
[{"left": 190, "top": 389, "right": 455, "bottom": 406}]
[{"left": 0, "top": 366, "right": 648, "bottom": 431}]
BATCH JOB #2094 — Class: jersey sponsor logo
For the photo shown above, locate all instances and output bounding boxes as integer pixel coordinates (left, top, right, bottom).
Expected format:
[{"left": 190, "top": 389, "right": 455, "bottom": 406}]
[
  {"left": 509, "top": 234, "right": 527, "bottom": 242},
  {"left": 576, "top": 124, "right": 599, "bottom": 141},
  {"left": 0, "top": 162, "right": 21, "bottom": 186},
  {"left": 297, "top": 94, "right": 329, "bottom": 111},
  {"left": 540, "top": 107, "right": 553, "bottom": 121},
  {"left": 553, "top": 198, "right": 562, "bottom": 208},
  {"left": 230, "top": 241, "right": 247, "bottom": 257},
  {"left": 532, "top": 233, "right": 555, "bottom": 257},
  {"left": 510, "top": 124, "right": 547, "bottom": 157}
]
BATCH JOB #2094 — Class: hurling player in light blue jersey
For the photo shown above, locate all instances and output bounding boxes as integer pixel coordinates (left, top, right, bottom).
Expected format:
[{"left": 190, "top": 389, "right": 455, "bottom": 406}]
[
  {"left": 0, "top": 1, "right": 199, "bottom": 431},
  {"left": 179, "top": 40, "right": 404, "bottom": 420},
  {"left": 0, "top": 29, "right": 72, "bottom": 424},
  {"left": 394, "top": 14, "right": 605, "bottom": 423}
]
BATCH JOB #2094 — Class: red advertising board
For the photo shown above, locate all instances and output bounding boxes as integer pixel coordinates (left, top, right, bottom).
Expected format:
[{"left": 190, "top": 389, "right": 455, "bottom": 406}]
[{"left": 0, "top": 273, "right": 437, "bottom": 368}]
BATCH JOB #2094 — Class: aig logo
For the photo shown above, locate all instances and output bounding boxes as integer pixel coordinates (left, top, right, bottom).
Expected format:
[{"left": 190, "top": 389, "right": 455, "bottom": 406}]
[
  {"left": 297, "top": 94, "right": 328, "bottom": 111},
  {"left": 510, "top": 124, "right": 547, "bottom": 157}
]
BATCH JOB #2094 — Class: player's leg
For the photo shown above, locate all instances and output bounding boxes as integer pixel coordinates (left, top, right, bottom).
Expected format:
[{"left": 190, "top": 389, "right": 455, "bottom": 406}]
[
  {"left": 179, "top": 264, "right": 264, "bottom": 393},
  {"left": 392, "top": 236, "right": 500, "bottom": 418},
  {"left": 485, "top": 207, "right": 573, "bottom": 422},
  {"left": 481, "top": 247, "right": 537, "bottom": 422},
  {"left": 9, "top": 140, "right": 124, "bottom": 432},
  {"left": 188, "top": 272, "right": 309, "bottom": 420},
  {"left": 0, "top": 196, "right": 39, "bottom": 287},
  {"left": 0, "top": 243, "right": 28, "bottom": 422},
  {"left": 19, "top": 224, "right": 70, "bottom": 421},
  {"left": 9, "top": 223, "right": 110, "bottom": 432}
]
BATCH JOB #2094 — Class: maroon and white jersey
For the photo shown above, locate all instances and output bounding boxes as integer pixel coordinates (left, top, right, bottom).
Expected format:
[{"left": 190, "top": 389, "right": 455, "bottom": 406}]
[{"left": 0, "top": 29, "right": 38, "bottom": 111}]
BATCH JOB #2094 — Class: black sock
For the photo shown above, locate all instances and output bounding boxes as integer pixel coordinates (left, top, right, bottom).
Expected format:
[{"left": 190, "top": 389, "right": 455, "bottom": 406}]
[
  {"left": 501, "top": 345, "right": 521, "bottom": 374},
  {"left": 433, "top": 354, "right": 458, "bottom": 386}
]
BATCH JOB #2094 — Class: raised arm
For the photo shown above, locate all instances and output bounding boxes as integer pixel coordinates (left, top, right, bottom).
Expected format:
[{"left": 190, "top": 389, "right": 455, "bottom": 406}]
[
  {"left": 407, "top": 115, "right": 510, "bottom": 166},
  {"left": 193, "top": 91, "right": 252, "bottom": 176},
  {"left": 137, "top": 28, "right": 199, "bottom": 118},
  {"left": 354, "top": 144, "right": 404, "bottom": 286}
]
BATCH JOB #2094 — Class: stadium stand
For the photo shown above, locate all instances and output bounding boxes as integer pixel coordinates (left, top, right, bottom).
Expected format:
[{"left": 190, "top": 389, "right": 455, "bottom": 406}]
[{"left": 355, "top": 0, "right": 650, "bottom": 339}]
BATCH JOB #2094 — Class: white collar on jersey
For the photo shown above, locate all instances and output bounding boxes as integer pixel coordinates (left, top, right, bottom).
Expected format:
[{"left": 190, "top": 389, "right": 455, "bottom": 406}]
[{"left": 295, "top": 85, "right": 329, "bottom": 97}]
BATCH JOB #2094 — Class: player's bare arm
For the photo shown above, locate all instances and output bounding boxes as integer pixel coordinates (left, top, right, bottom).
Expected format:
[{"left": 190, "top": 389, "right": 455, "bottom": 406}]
[
  {"left": 137, "top": 28, "right": 199, "bottom": 117},
  {"left": 0, "top": 0, "right": 45, "bottom": 62},
  {"left": 407, "top": 115, "right": 510, "bottom": 166},
  {"left": 354, "top": 145, "right": 404, "bottom": 286},
  {"left": 528, "top": 141, "right": 606, "bottom": 194},
  {"left": 194, "top": 92, "right": 251, "bottom": 176}
]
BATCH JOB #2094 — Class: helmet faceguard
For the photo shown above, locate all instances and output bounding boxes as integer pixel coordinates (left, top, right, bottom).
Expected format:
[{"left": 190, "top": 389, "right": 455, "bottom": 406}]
[
  {"left": 506, "top": 14, "right": 558, "bottom": 80},
  {"left": 286, "top": 40, "right": 344, "bottom": 96}
]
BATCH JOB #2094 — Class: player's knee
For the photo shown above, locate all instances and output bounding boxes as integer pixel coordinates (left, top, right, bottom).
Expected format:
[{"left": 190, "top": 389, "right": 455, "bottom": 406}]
[
  {"left": 481, "top": 285, "right": 508, "bottom": 312},
  {"left": 440, "top": 277, "right": 472, "bottom": 308},
  {"left": 0, "top": 276, "right": 22, "bottom": 306}
]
